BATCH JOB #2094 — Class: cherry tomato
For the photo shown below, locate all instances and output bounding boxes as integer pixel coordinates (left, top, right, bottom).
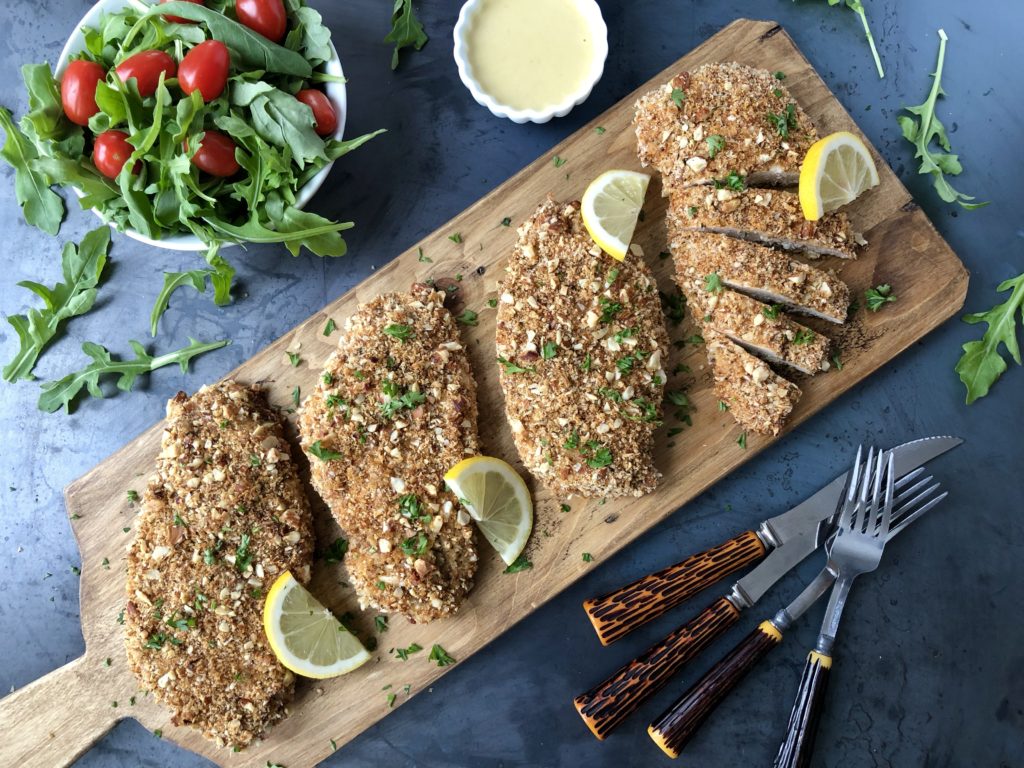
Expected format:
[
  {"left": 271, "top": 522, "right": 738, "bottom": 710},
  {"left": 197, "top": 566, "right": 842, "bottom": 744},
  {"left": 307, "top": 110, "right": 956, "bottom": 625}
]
[
  {"left": 160, "top": 0, "right": 204, "bottom": 24},
  {"left": 93, "top": 130, "right": 138, "bottom": 179},
  {"left": 115, "top": 50, "right": 176, "bottom": 98},
  {"left": 235, "top": 0, "right": 287, "bottom": 42},
  {"left": 60, "top": 59, "right": 106, "bottom": 126},
  {"left": 295, "top": 89, "right": 338, "bottom": 137},
  {"left": 188, "top": 131, "right": 240, "bottom": 177},
  {"left": 179, "top": 40, "right": 230, "bottom": 102}
]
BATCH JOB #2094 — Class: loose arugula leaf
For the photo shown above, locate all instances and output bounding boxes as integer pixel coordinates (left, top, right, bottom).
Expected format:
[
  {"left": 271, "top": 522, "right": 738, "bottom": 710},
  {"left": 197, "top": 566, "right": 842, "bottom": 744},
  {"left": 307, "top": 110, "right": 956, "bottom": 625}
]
[
  {"left": 150, "top": 259, "right": 235, "bottom": 337},
  {"left": 3, "top": 226, "right": 111, "bottom": 382},
  {"left": 805, "top": 0, "right": 884, "bottom": 78},
  {"left": 386, "top": 0, "right": 429, "bottom": 70},
  {"left": 0, "top": 106, "right": 64, "bottom": 234},
  {"left": 955, "top": 273, "right": 1024, "bottom": 404},
  {"left": 38, "top": 338, "right": 230, "bottom": 414},
  {"left": 898, "top": 30, "right": 987, "bottom": 209}
]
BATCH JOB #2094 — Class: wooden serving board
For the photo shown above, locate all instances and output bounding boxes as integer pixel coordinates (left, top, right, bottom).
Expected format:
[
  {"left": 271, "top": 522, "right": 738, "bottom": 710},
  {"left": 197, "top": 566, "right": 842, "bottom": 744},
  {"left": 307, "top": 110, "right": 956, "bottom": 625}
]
[{"left": 0, "top": 19, "right": 967, "bottom": 768}]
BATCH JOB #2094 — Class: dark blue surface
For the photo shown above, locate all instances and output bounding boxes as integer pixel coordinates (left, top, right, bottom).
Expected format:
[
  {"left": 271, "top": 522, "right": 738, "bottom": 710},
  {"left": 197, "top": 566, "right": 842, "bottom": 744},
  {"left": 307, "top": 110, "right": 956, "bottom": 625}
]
[{"left": 1, "top": 1, "right": 1022, "bottom": 766}]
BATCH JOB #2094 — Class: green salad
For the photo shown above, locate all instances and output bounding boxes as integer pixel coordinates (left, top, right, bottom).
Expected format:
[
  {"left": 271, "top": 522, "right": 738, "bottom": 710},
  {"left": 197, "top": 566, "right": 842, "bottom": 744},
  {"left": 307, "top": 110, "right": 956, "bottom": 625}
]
[{"left": 1, "top": 0, "right": 381, "bottom": 270}]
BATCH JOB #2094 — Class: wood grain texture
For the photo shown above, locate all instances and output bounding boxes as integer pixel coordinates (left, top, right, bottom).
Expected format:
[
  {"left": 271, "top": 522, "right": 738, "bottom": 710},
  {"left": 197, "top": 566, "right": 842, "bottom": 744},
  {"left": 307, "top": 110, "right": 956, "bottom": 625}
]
[
  {"left": 648, "top": 620, "right": 783, "bottom": 758},
  {"left": 0, "top": 19, "right": 968, "bottom": 768},
  {"left": 774, "top": 651, "right": 833, "bottom": 768},
  {"left": 583, "top": 530, "right": 766, "bottom": 645}
]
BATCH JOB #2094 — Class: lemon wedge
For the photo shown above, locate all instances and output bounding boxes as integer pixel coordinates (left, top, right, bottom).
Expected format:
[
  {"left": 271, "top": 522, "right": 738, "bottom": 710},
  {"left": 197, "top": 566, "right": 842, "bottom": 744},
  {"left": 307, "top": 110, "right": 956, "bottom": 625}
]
[
  {"left": 799, "top": 131, "right": 880, "bottom": 221},
  {"left": 263, "top": 572, "right": 370, "bottom": 679},
  {"left": 581, "top": 170, "right": 651, "bottom": 261},
  {"left": 444, "top": 456, "right": 533, "bottom": 566}
]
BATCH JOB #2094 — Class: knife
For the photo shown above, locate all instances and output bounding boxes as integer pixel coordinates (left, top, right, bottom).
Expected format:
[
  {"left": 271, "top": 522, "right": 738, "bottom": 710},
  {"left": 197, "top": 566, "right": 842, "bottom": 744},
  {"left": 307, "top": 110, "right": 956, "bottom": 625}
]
[
  {"left": 573, "top": 437, "right": 962, "bottom": 740},
  {"left": 646, "top": 472, "right": 948, "bottom": 758},
  {"left": 582, "top": 436, "right": 962, "bottom": 646}
]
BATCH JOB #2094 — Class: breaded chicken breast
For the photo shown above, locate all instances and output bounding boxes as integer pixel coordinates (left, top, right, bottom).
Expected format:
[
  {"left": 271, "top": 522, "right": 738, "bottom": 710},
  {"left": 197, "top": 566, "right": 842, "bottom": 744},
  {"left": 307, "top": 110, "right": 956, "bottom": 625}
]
[
  {"left": 634, "top": 63, "right": 818, "bottom": 190},
  {"left": 299, "top": 285, "right": 478, "bottom": 624},
  {"left": 495, "top": 198, "right": 670, "bottom": 498},
  {"left": 125, "top": 382, "right": 315, "bottom": 749}
]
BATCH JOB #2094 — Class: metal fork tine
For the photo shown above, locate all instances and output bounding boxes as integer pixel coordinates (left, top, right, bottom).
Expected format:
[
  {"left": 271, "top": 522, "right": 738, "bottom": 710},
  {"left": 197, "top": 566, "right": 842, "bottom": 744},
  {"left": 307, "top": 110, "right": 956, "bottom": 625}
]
[
  {"left": 894, "top": 474, "right": 934, "bottom": 506},
  {"left": 837, "top": 445, "right": 863, "bottom": 532},
  {"left": 889, "top": 486, "right": 947, "bottom": 539},
  {"left": 868, "top": 449, "right": 885, "bottom": 534},
  {"left": 853, "top": 446, "right": 874, "bottom": 532},
  {"left": 894, "top": 466, "right": 925, "bottom": 491},
  {"left": 879, "top": 452, "right": 895, "bottom": 539}
]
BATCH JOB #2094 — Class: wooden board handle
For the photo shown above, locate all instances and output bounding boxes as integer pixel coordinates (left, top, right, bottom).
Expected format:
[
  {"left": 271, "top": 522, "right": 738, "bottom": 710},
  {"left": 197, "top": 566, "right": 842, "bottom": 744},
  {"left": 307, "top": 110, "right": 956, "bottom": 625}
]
[
  {"left": 648, "top": 619, "right": 783, "bottom": 758},
  {"left": 582, "top": 531, "right": 766, "bottom": 645},
  {"left": 573, "top": 597, "right": 741, "bottom": 740},
  {"left": 774, "top": 651, "right": 832, "bottom": 768},
  {"left": 0, "top": 656, "right": 120, "bottom": 768}
]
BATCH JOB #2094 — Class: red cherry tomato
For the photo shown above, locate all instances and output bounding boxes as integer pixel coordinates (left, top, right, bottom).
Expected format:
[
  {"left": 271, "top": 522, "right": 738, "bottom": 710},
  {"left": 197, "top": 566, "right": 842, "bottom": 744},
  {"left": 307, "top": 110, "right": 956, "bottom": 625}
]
[
  {"left": 295, "top": 89, "right": 338, "bottom": 137},
  {"left": 93, "top": 130, "right": 138, "bottom": 179},
  {"left": 60, "top": 59, "right": 106, "bottom": 126},
  {"left": 115, "top": 50, "right": 176, "bottom": 98},
  {"left": 160, "top": 0, "right": 204, "bottom": 24},
  {"left": 189, "top": 131, "right": 240, "bottom": 177},
  {"left": 179, "top": 40, "right": 230, "bottom": 102},
  {"left": 235, "top": 0, "right": 287, "bottom": 42}
]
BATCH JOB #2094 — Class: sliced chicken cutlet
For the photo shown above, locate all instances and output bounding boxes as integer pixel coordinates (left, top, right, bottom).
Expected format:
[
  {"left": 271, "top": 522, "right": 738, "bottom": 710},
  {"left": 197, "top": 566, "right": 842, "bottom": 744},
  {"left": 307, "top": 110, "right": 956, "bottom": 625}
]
[
  {"left": 669, "top": 231, "right": 850, "bottom": 324},
  {"left": 669, "top": 185, "right": 858, "bottom": 260},
  {"left": 299, "top": 285, "right": 478, "bottom": 624},
  {"left": 678, "top": 274, "right": 831, "bottom": 375},
  {"left": 705, "top": 331, "right": 801, "bottom": 436},
  {"left": 125, "top": 381, "right": 315, "bottom": 749},
  {"left": 496, "top": 198, "right": 669, "bottom": 498},
  {"left": 634, "top": 63, "right": 818, "bottom": 189}
]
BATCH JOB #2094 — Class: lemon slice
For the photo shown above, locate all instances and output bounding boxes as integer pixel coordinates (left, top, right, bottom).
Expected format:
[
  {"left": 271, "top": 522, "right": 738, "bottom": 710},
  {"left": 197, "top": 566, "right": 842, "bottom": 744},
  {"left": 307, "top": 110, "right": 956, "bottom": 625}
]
[
  {"left": 581, "top": 170, "right": 651, "bottom": 261},
  {"left": 263, "top": 572, "right": 370, "bottom": 679},
  {"left": 799, "top": 131, "right": 880, "bottom": 221},
  {"left": 444, "top": 456, "right": 533, "bottom": 566}
]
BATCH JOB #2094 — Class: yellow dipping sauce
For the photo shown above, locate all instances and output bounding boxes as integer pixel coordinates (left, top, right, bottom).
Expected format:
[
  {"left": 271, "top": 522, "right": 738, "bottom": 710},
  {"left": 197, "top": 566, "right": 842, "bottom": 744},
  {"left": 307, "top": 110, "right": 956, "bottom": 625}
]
[{"left": 467, "top": 0, "right": 596, "bottom": 111}]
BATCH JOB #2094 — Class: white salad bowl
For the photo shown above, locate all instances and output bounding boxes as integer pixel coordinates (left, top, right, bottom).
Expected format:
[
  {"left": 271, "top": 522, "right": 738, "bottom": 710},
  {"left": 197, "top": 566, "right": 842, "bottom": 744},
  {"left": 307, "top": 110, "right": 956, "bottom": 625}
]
[
  {"left": 452, "top": 0, "right": 608, "bottom": 125},
  {"left": 55, "top": 0, "right": 347, "bottom": 252}
]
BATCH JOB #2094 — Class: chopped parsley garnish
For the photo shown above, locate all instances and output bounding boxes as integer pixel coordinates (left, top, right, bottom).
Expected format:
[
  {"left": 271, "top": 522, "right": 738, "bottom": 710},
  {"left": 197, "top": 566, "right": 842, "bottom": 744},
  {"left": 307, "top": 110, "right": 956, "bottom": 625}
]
[
  {"left": 487, "top": 298, "right": 498, "bottom": 308},
  {"left": 564, "top": 430, "right": 580, "bottom": 450},
  {"left": 503, "top": 554, "right": 533, "bottom": 574},
  {"left": 234, "top": 534, "right": 252, "bottom": 573},
  {"left": 831, "top": 351, "right": 844, "bottom": 371},
  {"left": 718, "top": 400, "right": 730, "bottom": 411},
  {"left": 773, "top": 87, "right": 783, "bottom": 98},
  {"left": 375, "top": 615, "right": 389, "bottom": 633},
  {"left": 582, "top": 552, "right": 594, "bottom": 563},
  {"left": 70, "top": 565, "right": 81, "bottom": 575},
  {"left": 386, "top": 692, "right": 397, "bottom": 707},
  {"left": 400, "top": 532, "right": 428, "bottom": 556},
  {"left": 428, "top": 644, "right": 456, "bottom": 667},
  {"left": 323, "top": 537, "right": 349, "bottom": 563},
  {"left": 737, "top": 431, "right": 748, "bottom": 449},
  {"left": 322, "top": 372, "right": 334, "bottom": 385},
  {"left": 595, "top": 126, "right": 606, "bottom": 134},
  {"left": 560, "top": 503, "right": 571, "bottom": 513},
  {"left": 501, "top": 217, "right": 512, "bottom": 226},
  {"left": 774, "top": 71, "right": 786, "bottom": 80},
  {"left": 126, "top": 489, "right": 139, "bottom": 503},
  {"left": 288, "top": 351, "right": 301, "bottom": 367},
  {"left": 582, "top": 440, "right": 613, "bottom": 469},
  {"left": 599, "top": 296, "right": 623, "bottom": 324},
  {"left": 792, "top": 328, "right": 816, "bottom": 345},
  {"left": 616, "top": 355, "right": 636, "bottom": 375},
  {"left": 686, "top": 206, "right": 698, "bottom": 218},
  {"left": 497, "top": 356, "right": 535, "bottom": 374},
  {"left": 763, "top": 304, "right": 782, "bottom": 320},
  {"left": 606, "top": 267, "right": 620, "bottom": 285},
  {"left": 613, "top": 327, "right": 635, "bottom": 343},
  {"left": 249, "top": 453, "right": 261, "bottom": 466},
  {"left": 417, "top": 247, "right": 431, "bottom": 263},
  {"left": 865, "top": 284, "right": 896, "bottom": 311},
  {"left": 102, "top": 557, "right": 110, "bottom": 569},
  {"left": 456, "top": 309, "right": 478, "bottom": 326},
  {"left": 553, "top": 155, "right": 567, "bottom": 168},
  {"left": 599, "top": 386, "right": 623, "bottom": 403},
  {"left": 379, "top": 382, "right": 426, "bottom": 419},
  {"left": 581, "top": 354, "right": 592, "bottom": 372},
  {"left": 686, "top": 334, "right": 705, "bottom": 345},
  {"left": 292, "top": 386, "right": 301, "bottom": 408},
  {"left": 714, "top": 172, "right": 746, "bottom": 191},
  {"left": 309, "top": 441, "right": 343, "bottom": 461},
  {"left": 398, "top": 494, "right": 429, "bottom": 522},
  {"left": 703, "top": 272, "right": 723, "bottom": 293},
  {"left": 323, "top": 318, "right": 336, "bottom": 336},
  {"left": 630, "top": 396, "right": 661, "bottom": 424},
  {"left": 394, "top": 642, "right": 423, "bottom": 661},
  {"left": 383, "top": 323, "right": 415, "bottom": 343},
  {"left": 541, "top": 341, "right": 558, "bottom": 360},
  {"left": 203, "top": 548, "right": 217, "bottom": 565},
  {"left": 145, "top": 633, "right": 168, "bottom": 650},
  {"left": 767, "top": 103, "right": 799, "bottom": 137},
  {"left": 449, "top": 232, "right": 463, "bottom": 243},
  {"left": 670, "top": 88, "right": 686, "bottom": 107},
  {"left": 706, "top": 134, "right": 725, "bottom": 159},
  {"left": 666, "top": 390, "right": 689, "bottom": 408}
]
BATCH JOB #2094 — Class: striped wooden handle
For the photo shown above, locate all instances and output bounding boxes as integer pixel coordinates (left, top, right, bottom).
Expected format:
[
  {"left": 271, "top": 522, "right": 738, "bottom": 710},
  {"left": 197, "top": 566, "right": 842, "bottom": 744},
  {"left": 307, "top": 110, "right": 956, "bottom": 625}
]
[
  {"left": 573, "top": 597, "right": 741, "bottom": 740},
  {"left": 774, "top": 651, "right": 832, "bottom": 768},
  {"left": 582, "top": 530, "right": 766, "bottom": 645},
  {"left": 648, "top": 620, "right": 783, "bottom": 758}
]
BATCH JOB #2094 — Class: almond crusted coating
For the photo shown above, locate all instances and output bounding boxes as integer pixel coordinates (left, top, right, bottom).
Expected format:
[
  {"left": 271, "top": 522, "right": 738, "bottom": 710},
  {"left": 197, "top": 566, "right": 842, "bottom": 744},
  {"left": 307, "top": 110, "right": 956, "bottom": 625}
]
[
  {"left": 634, "top": 64, "right": 818, "bottom": 189},
  {"left": 668, "top": 185, "right": 858, "bottom": 260},
  {"left": 496, "top": 198, "right": 669, "bottom": 498},
  {"left": 669, "top": 232, "right": 850, "bottom": 324},
  {"left": 299, "top": 285, "right": 478, "bottom": 624},
  {"left": 124, "top": 381, "right": 315, "bottom": 749},
  {"left": 705, "top": 331, "right": 801, "bottom": 435}
]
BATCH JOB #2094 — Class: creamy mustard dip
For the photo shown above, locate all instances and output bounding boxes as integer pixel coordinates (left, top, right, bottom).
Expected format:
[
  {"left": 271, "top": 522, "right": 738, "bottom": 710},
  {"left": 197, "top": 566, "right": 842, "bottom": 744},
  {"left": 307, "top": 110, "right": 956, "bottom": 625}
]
[{"left": 467, "top": 0, "right": 596, "bottom": 111}]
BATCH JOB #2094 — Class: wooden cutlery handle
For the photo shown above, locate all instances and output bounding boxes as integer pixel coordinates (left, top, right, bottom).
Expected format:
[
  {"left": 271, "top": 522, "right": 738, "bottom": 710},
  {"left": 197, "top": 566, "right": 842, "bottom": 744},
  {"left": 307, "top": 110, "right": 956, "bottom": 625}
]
[
  {"left": 582, "top": 531, "right": 766, "bottom": 645},
  {"left": 573, "top": 597, "right": 741, "bottom": 740},
  {"left": 774, "top": 651, "right": 832, "bottom": 768},
  {"left": 648, "top": 620, "right": 784, "bottom": 758}
]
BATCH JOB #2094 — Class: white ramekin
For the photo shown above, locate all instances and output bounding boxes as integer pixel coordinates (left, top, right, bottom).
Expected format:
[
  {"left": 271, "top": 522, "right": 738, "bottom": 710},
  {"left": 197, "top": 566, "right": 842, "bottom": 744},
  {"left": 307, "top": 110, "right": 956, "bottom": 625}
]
[
  {"left": 452, "top": 0, "right": 608, "bottom": 125},
  {"left": 56, "top": 0, "right": 347, "bottom": 252}
]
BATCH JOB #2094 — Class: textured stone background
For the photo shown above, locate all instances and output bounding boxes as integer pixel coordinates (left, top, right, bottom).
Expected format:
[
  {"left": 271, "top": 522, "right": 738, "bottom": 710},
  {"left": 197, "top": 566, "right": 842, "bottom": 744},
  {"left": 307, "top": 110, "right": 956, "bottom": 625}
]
[{"left": 0, "top": 1, "right": 1021, "bottom": 766}]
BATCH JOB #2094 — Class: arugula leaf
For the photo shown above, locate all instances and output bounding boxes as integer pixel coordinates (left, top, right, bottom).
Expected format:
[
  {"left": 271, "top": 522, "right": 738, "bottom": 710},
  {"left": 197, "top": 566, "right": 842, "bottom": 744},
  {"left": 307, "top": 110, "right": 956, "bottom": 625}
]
[
  {"left": 0, "top": 106, "right": 64, "bottom": 234},
  {"left": 386, "top": 0, "right": 429, "bottom": 70},
  {"left": 806, "top": 0, "right": 884, "bottom": 78},
  {"left": 3, "top": 226, "right": 111, "bottom": 382},
  {"left": 150, "top": 260, "right": 235, "bottom": 337},
  {"left": 897, "top": 30, "right": 986, "bottom": 209},
  {"left": 38, "top": 338, "right": 229, "bottom": 414},
  {"left": 231, "top": 81, "right": 326, "bottom": 169},
  {"left": 955, "top": 273, "right": 1024, "bottom": 404}
]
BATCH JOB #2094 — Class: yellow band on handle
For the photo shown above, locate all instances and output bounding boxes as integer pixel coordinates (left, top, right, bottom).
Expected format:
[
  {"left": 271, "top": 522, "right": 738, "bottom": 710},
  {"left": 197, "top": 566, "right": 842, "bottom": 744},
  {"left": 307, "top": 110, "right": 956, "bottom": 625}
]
[
  {"left": 647, "top": 724, "right": 680, "bottom": 759},
  {"left": 808, "top": 650, "right": 833, "bottom": 669},
  {"left": 757, "top": 620, "right": 783, "bottom": 642}
]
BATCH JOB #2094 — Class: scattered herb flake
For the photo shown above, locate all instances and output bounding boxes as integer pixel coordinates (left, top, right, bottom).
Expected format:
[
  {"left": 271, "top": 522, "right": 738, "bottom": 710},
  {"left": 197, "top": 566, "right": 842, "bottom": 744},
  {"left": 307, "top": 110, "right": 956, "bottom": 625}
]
[
  {"left": 323, "top": 318, "right": 336, "bottom": 336},
  {"left": 383, "top": 323, "right": 414, "bottom": 343},
  {"left": 670, "top": 88, "right": 686, "bottom": 107},
  {"left": 428, "top": 644, "right": 456, "bottom": 667},
  {"left": 287, "top": 352, "right": 301, "bottom": 367},
  {"left": 737, "top": 431, "right": 748, "bottom": 450},
  {"left": 309, "top": 441, "right": 343, "bottom": 461},
  {"left": 553, "top": 155, "right": 567, "bottom": 168},
  {"left": 449, "top": 232, "right": 463, "bottom": 243},
  {"left": 865, "top": 284, "right": 896, "bottom": 312},
  {"left": 456, "top": 309, "right": 479, "bottom": 326},
  {"left": 582, "top": 552, "right": 594, "bottom": 563},
  {"left": 503, "top": 554, "right": 533, "bottom": 574},
  {"left": 497, "top": 356, "right": 535, "bottom": 374},
  {"left": 706, "top": 134, "right": 725, "bottom": 159}
]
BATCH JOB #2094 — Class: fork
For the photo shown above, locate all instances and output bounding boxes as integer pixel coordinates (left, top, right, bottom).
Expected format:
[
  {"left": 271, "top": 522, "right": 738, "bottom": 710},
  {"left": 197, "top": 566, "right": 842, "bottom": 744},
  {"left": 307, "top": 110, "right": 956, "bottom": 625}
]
[{"left": 774, "top": 445, "right": 895, "bottom": 768}]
